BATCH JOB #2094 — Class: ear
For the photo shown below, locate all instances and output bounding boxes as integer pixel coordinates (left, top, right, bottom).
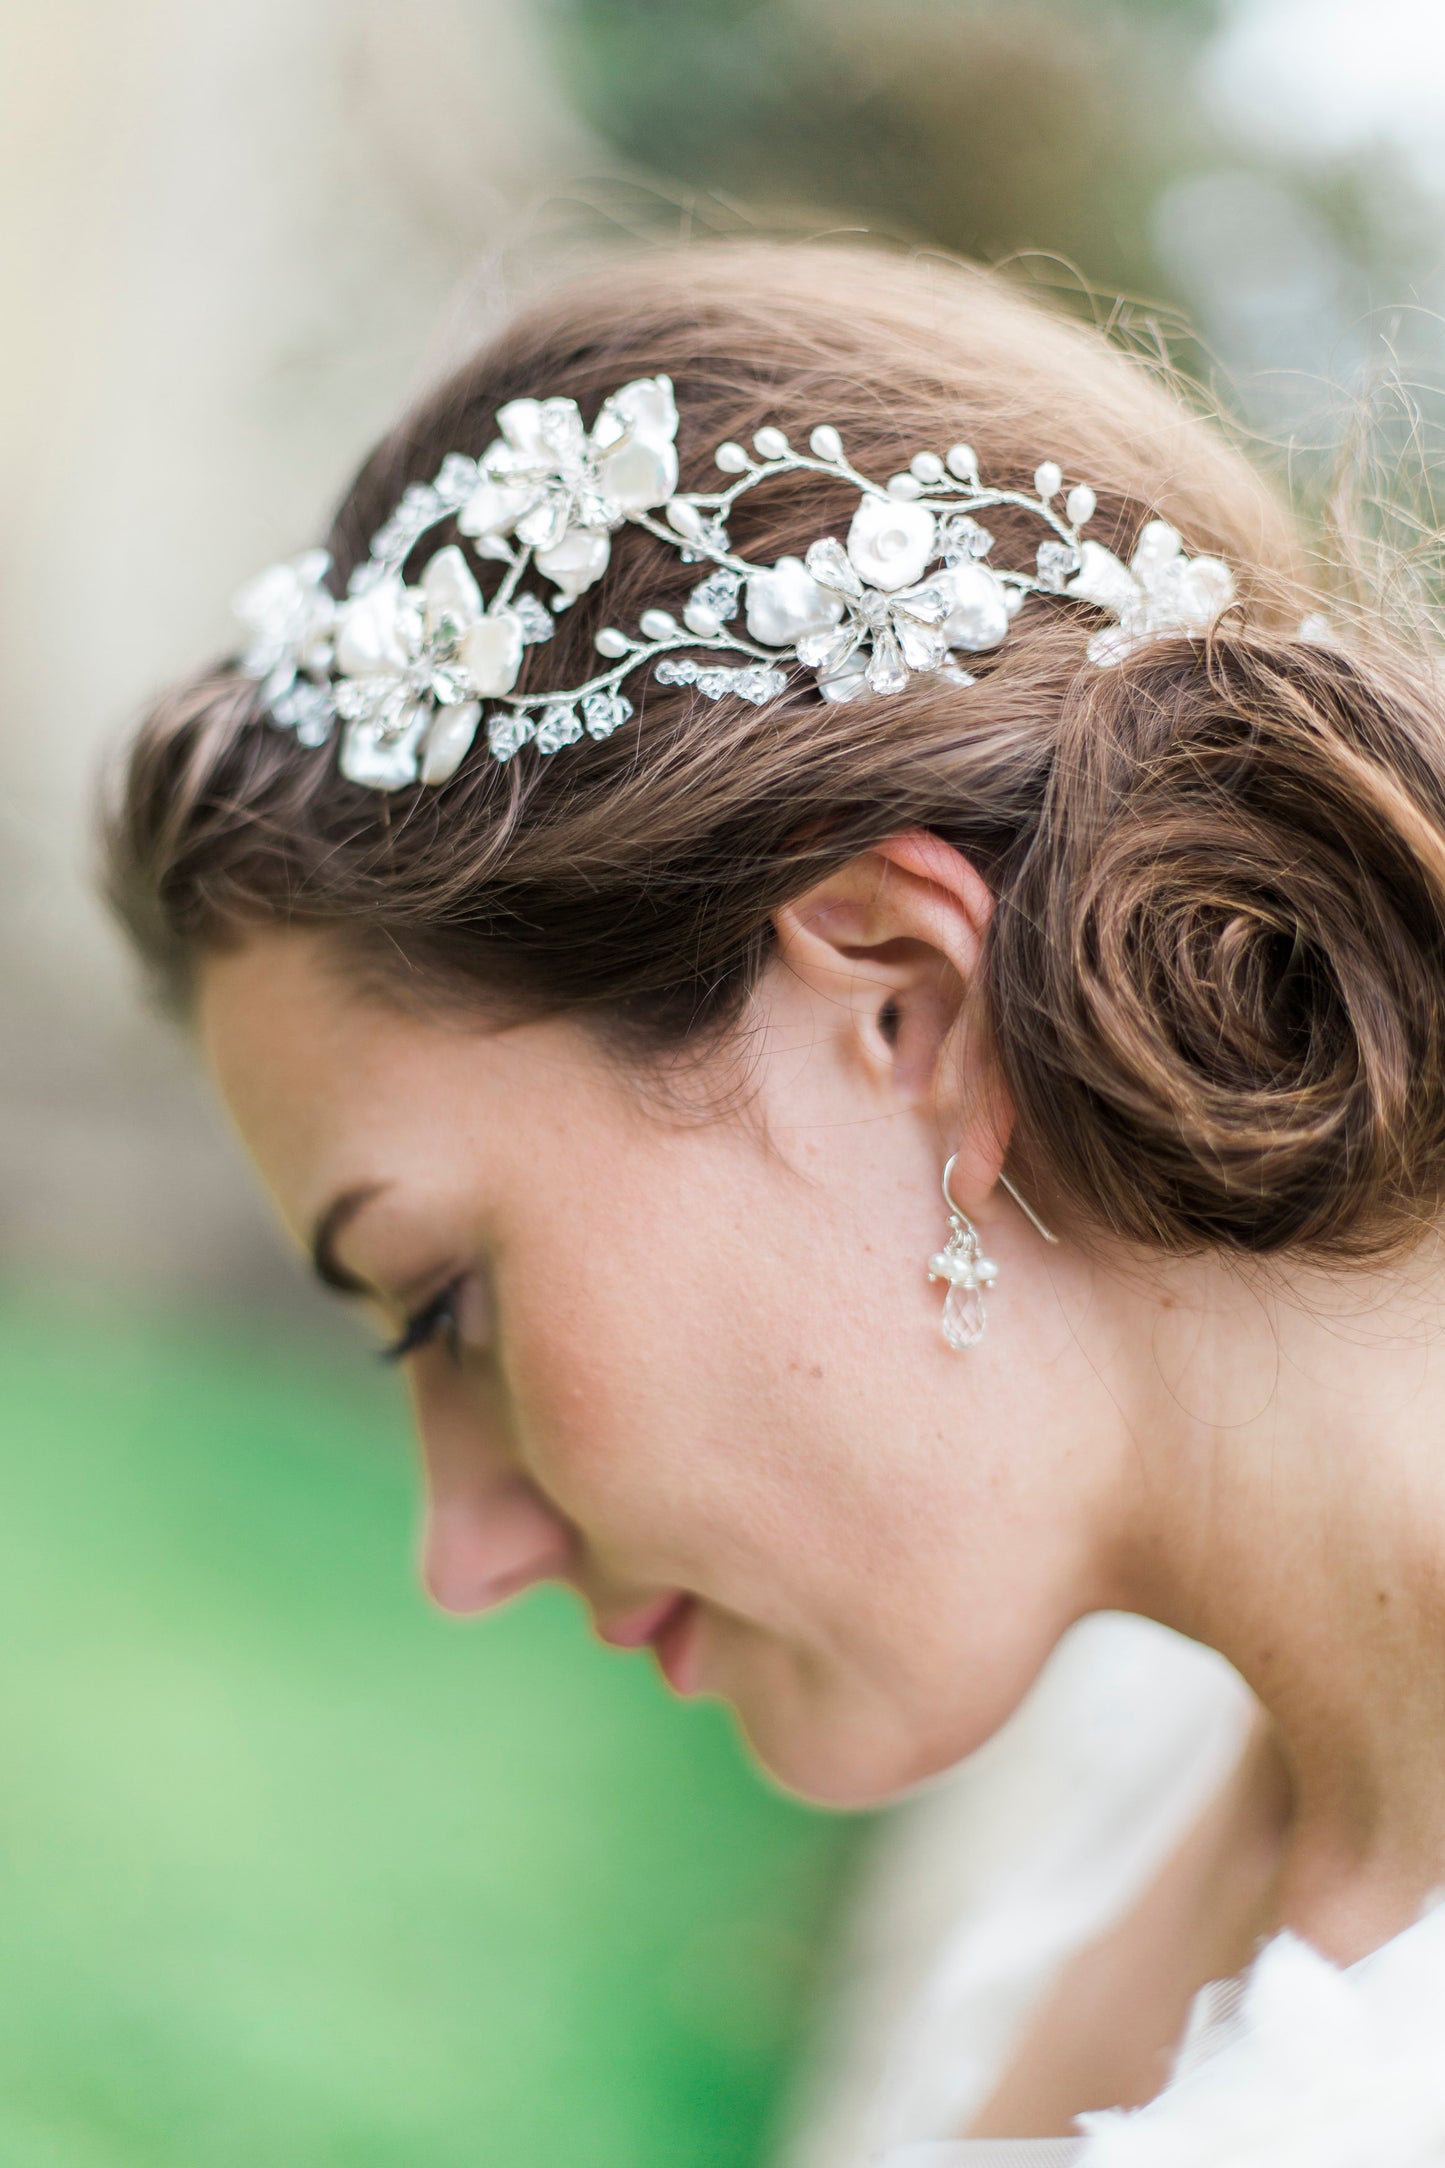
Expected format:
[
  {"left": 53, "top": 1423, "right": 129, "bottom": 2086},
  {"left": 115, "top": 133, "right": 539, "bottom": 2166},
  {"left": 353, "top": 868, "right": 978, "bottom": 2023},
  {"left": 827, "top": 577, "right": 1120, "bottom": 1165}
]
[{"left": 772, "top": 831, "right": 1013, "bottom": 1198}]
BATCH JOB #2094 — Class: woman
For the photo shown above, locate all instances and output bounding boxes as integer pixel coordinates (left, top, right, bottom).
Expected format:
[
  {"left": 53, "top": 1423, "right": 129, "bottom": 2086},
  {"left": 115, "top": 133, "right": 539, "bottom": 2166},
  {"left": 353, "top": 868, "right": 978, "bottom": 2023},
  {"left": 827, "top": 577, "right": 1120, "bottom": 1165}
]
[{"left": 106, "top": 243, "right": 1445, "bottom": 2159}]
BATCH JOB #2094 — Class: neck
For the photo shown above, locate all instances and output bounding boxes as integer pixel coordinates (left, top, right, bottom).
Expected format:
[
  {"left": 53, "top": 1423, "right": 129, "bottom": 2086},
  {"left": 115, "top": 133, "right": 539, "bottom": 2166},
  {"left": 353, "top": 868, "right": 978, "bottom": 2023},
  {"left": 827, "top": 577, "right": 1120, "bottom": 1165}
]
[{"left": 1106, "top": 1244, "right": 1445, "bottom": 1964}]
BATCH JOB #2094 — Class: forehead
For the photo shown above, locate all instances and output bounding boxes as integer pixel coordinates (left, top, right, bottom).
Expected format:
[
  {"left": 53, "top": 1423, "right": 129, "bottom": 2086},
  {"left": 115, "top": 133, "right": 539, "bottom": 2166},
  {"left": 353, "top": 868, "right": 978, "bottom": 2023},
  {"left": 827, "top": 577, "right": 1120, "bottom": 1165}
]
[{"left": 196, "top": 930, "right": 603, "bottom": 1239}]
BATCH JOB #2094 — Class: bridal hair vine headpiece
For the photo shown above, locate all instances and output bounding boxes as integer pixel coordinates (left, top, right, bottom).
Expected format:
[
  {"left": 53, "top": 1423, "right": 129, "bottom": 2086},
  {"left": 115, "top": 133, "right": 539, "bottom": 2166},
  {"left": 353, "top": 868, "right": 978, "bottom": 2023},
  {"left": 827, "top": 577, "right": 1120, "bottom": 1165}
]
[{"left": 232, "top": 374, "right": 1238, "bottom": 791}]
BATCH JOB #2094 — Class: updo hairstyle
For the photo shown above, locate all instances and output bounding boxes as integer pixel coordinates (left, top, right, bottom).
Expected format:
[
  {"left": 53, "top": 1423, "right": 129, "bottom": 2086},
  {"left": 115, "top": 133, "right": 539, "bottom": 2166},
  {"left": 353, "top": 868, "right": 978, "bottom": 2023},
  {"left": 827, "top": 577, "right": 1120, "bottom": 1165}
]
[{"left": 104, "top": 243, "right": 1445, "bottom": 1262}]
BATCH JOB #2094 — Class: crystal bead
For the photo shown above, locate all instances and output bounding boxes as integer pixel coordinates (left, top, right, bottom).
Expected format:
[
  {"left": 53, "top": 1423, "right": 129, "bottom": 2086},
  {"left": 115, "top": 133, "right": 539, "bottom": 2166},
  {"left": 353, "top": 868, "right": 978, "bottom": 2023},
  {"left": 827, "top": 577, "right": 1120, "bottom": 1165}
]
[
  {"left": 1033, "top": 461, "right": 1063, "bottom": 500},
  {"left": 682, "top": 661, "right": 779, "bottom": 703},
  {"left": 655, "top": 656, "right": 699, "bottom": 685},
  {"left": 435, "top": 453, "right": 480, "bottom": 503},
  {"left": 753, "top": 426, "right": 789, "bottom": 459},
  {"left": 1065, "top": 484, "right": 1096, "bottom": 527},
  {"left": 486, "top": 712, "right": 534, "bottom": 762},
  {"left": 898, "top": 579, "right": 950, "bottom": 626},
  {"left": 690, "top": 567, "right": 741, "bottom": 620},
  {"left": 535, "top": 702, "right": 583, "bottom": 753},
  {"left": 942, "top": 1280, "right": 987, "bottom": 1351},
  {"left": 1036, "top": 540, "right": 1082, "bottom": 593},
  {"left": 639, "top": 607, "right": 679, "bottom": 641},
  {"left": 946, "top": 442, "right": 978, "bottom": 481},
  {"left": 910, "top": 451, "right": 945, "bottom": 484},
  {"left": 680, "top": 517, "right": 730, "bottom": 562},
  {"left": 594, "top": 626, "right": 630, "bottom": 658},
  {"left": 805, "top": 535, "right": 861, "bottom": 596},
  {"left": 865, "top": 630, "right": 908, "bottom": 696},
  {"left": 582, "top": 690, "right": 633, "bottom": 739},
  {"left": 269, "top": 680, "right": 335, "bottom": 746},
  {"left": 809, "top": 424, "right": 843, "bottom": 461},
  {"left": 714, "top": 442, "right": 749, "bottom": 474},
  {"left": 511, "top": 593, "right": 555, "bottom": 644},
  {"left": 896, "top": 613, "right": 948, "bottom": 673},
  {"left": 938, "top": 512, "right": 994, "bottom": 563}
]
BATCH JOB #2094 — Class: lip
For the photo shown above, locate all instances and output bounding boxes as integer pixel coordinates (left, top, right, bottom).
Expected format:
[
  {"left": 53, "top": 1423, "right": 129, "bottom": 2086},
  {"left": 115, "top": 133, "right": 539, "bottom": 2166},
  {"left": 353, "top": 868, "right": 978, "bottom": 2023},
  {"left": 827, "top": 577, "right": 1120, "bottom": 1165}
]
[
  {"left": 597, "top": 1590, "right": 689, "bottom": 1650},
  {"left": 650, "top": 1594, "right": 702, "bottom": 1696},
  {"left": 596, "top": 1590, "right": 703, "bottom": 1695}
]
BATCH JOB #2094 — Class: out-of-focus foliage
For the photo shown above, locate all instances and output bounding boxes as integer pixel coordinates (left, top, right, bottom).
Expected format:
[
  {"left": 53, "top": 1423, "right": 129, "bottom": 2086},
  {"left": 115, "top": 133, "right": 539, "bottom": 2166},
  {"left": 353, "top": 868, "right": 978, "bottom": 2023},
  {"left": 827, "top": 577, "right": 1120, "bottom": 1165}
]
[
  {"left": 545, "top": 0, "right": 1445, "bottom": 612},
  {"left": 0, "top": 1293, "right": 855, "bottom": 2168},
  {"left": 548, "top": 0, "right": 1209, "bottom": 299},
  {"left": 544, "top": 0, "right": 1434, "bottom": 420}
]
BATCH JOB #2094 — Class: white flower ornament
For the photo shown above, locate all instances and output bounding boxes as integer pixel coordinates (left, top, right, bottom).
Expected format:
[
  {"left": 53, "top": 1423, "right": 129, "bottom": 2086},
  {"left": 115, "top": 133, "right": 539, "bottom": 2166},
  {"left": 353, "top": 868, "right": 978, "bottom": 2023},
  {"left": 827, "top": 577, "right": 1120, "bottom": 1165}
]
[
  {"left": 231, "top": 549, "right": 336, "bottom": 743},
  {"left": 1068, "top": 519, "right": 1236, "bottom": 667},
  {"left": 332, "top": 546, "right": 547, "bottom": 788},
  {"left": 794, "top": 540, "right": 957, "bottom": 701},
  {"left": 457, "top": 376, "right": 680, "bottom": 602},
  {"left": 234, "top": 391, "right": 1240, "bottom": 791},
  {"left": 846, "top": 492, "right": 938, "bottom": 590}
]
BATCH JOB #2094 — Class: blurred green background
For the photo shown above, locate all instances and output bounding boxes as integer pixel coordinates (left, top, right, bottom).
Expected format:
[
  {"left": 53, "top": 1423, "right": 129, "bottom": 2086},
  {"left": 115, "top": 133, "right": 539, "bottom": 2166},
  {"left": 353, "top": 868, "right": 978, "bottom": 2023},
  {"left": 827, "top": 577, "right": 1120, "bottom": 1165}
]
[
  {"left": 0, "top": 1293, "right": 852, "bottom": 2167},
  {"left": 4, "top": 0, "right": 1445, "bottom": 2162}
]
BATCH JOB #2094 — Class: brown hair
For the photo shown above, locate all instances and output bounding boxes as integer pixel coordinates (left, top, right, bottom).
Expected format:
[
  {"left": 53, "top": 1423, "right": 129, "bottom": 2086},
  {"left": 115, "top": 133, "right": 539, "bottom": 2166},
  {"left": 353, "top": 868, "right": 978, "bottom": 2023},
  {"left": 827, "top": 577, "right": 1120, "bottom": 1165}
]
[{"left": 104, "top": 241, "right": 1445, "bottom": 1260}]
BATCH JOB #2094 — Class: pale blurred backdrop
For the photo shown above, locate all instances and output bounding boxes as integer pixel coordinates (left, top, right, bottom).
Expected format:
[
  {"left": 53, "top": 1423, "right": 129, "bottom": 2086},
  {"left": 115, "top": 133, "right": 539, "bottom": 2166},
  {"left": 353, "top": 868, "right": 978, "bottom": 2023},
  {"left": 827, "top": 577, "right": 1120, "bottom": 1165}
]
[{"left": 3, "top": 4, "right": 1445, "bottom": 2165}]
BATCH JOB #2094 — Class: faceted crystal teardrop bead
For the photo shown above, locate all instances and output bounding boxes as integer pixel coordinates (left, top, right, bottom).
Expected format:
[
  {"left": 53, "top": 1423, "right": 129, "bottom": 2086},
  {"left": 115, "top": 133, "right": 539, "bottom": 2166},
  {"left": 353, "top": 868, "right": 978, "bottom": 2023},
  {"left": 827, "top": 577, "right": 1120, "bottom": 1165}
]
[{"left": 942, "top": 1279, "right": 986, "bottom": 1351}]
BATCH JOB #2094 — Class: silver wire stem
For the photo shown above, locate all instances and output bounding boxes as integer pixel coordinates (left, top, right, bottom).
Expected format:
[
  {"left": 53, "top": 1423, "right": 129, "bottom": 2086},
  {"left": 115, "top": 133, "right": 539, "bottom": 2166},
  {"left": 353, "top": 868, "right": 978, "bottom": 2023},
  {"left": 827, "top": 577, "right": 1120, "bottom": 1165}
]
[{"left": 998, "top": 1171, "right": 1059, "bottom": 1245}]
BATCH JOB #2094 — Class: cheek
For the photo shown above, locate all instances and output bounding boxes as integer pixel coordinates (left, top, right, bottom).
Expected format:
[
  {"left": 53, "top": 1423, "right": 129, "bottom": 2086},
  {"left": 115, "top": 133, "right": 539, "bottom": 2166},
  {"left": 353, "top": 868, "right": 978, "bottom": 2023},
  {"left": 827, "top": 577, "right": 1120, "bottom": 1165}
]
[
  {"left": 495, "top": 1179, "right": 833, "bottom": 1583},
  {"left": 491, "top": 1124, "right": 1051, "bottom": 1655},
  {"left": 496, "top": 1206, "right": 723, "bottom": 1529}
]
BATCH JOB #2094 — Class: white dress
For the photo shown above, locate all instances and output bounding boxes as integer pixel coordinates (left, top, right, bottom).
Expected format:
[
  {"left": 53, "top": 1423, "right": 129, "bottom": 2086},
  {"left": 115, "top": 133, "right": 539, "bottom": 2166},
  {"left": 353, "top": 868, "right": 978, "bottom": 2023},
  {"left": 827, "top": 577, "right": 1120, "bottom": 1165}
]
[
  {"left": 780, "top": 1614, "right": 1445, "bottom": 2168},
  {"left": 882, "top": 1900, "right": 1445, "bottom": 2165}
]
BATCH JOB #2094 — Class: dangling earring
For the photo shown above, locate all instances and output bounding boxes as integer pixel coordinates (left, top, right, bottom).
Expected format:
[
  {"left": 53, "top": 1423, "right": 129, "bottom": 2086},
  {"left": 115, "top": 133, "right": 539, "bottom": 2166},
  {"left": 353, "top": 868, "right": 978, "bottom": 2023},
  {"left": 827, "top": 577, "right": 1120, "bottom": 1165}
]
[{"left": 928, "top": 1154, "right": 999, "bottom": 1351}]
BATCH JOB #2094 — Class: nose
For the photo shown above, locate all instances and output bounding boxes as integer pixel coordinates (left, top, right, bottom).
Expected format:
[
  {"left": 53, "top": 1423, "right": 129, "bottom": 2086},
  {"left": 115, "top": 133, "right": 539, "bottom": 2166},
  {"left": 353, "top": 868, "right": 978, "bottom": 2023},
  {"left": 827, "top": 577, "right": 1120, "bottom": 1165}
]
[
  {"left": 421, "top": 1479, "right": 573, "bottom": 1616},
  {"left": 411, "top": 1374, "right": 574, "bottom": 1617}
]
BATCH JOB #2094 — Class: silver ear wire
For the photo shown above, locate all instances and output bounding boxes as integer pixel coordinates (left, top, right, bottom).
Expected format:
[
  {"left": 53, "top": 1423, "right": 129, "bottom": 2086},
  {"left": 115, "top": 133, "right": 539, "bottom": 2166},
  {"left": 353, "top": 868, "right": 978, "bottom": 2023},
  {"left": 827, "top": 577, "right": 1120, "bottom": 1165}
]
[{"left": 998, "top": 1171, "right": 1059, "bottom": 1245}]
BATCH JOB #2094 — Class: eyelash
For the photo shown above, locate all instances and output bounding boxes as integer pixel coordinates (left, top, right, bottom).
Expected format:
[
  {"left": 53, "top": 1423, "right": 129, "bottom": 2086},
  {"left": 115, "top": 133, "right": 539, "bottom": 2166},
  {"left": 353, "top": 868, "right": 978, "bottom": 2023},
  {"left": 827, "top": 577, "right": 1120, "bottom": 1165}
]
[{"left": 380, "top": 1280, "right": 464, "bottom": 1366}]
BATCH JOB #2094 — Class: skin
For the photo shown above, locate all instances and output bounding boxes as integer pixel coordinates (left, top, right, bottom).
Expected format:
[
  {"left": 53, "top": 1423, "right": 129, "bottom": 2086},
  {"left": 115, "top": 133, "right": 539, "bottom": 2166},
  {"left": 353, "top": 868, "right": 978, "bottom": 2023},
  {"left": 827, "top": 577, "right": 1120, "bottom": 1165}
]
[{"left": 200, "top": 835, "right": 1445, "bottom": 2115}]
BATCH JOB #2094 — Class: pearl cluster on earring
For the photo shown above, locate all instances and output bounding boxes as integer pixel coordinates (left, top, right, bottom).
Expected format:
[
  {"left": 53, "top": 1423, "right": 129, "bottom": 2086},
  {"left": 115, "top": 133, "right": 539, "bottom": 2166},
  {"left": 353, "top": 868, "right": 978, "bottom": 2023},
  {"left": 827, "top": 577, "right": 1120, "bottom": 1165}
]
[{"left": 928, "top": 1156, "right": 1058, "bottom": 1349}]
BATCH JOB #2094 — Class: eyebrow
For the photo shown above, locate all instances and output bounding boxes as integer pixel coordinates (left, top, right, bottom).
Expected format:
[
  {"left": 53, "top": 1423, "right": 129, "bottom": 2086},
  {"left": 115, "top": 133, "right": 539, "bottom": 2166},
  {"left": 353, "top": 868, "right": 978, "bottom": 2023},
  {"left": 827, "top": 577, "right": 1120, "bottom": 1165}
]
[{"left": 309, "top": 1184, "right": 387, "bottom": 1297}]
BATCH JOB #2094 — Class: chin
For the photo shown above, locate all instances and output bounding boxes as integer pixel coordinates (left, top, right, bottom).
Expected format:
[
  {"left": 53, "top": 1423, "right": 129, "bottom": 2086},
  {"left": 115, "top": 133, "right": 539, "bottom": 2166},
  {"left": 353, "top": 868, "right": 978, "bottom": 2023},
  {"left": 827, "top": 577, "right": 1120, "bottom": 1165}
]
[
  {"left": 707, "top": 1619, "right": 1032, "bottom": 1810},
  {"left": 728, "top": 1692, "right": 969, "bottom": 1811}
]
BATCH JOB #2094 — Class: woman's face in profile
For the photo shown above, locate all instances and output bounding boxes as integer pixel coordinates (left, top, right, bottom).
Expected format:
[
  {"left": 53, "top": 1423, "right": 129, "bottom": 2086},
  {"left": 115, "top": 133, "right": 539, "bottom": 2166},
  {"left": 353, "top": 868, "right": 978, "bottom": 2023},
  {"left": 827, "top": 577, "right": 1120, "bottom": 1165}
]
[{"left": 200, "top": 926, "right": 1114, "bottom": 1807}]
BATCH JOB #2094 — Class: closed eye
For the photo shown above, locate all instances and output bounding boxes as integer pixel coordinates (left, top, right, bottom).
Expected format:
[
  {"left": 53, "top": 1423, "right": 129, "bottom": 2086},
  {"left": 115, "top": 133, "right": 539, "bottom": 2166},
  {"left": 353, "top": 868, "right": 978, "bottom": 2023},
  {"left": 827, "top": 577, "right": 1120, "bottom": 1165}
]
[{"left": 380, "top": 1280, "right": 463, "bottom": 1365}]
